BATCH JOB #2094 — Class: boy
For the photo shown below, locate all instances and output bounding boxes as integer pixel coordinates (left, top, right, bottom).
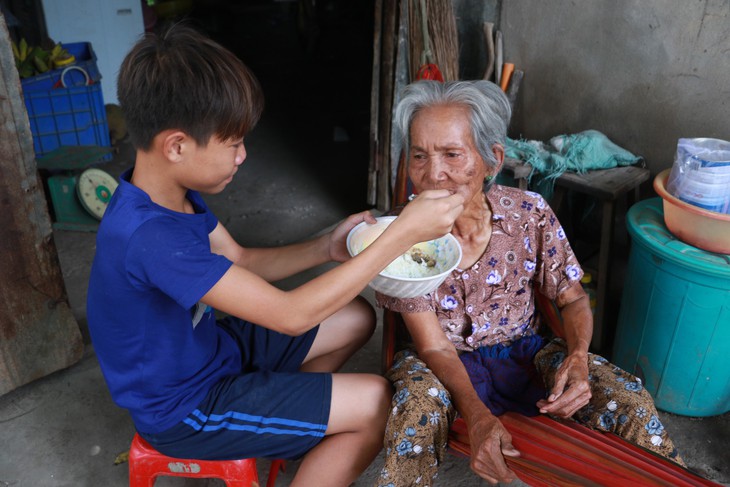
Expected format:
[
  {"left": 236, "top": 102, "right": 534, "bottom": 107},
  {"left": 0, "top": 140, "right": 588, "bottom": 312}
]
[{"left": 86, "top": 25, "right": 464, "bottom": 486}]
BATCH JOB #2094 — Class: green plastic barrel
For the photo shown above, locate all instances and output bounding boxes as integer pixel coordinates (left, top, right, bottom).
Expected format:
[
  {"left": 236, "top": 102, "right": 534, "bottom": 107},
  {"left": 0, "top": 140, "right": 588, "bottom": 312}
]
[{"left": 613, "top": 198, "right": 730, "bottom": 417}]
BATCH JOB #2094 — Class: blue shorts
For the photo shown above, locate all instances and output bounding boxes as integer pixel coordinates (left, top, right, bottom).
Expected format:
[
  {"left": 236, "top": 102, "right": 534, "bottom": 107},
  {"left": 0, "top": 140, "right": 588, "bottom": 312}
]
[{"left": 139, "top": 316, "right": 331, "bottom": 461}]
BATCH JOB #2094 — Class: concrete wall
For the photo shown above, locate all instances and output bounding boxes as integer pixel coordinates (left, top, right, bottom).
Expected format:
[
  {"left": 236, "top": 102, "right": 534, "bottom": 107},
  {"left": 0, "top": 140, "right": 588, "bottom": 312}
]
[
  {"left": 498, "top": 0, "right": 729, "bottom": 175},
  {"left": 41, "top": 0, "right": 144, "bottom": 105}
]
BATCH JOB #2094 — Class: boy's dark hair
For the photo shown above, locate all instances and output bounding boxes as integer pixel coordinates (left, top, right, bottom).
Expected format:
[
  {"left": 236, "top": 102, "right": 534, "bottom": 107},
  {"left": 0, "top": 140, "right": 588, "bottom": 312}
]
[{"left": 118, "top": 24, "right": 263, "bottom": 150}]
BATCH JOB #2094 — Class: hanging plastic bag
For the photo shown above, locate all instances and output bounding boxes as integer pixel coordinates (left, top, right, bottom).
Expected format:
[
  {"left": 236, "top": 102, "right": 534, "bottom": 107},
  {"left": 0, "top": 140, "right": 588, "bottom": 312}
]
[{"left": 666, "top": 138, "right": 730, "bottom": 214}]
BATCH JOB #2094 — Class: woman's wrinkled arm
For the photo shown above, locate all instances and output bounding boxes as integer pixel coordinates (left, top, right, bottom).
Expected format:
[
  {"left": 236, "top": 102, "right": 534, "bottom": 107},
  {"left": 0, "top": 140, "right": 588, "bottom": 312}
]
[
  {"left": 402, "top": 311, "right": 520, "bottom": 485},
  {"left": 536, "top": 282, "right": 593, "bottom": 417}
]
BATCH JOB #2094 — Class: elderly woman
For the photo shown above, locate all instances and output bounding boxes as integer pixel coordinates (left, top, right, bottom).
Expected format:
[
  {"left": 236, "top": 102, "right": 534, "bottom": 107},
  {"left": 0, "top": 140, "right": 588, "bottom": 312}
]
[{"left": 375, "top": 80, "right": 683, "bottom": 487}]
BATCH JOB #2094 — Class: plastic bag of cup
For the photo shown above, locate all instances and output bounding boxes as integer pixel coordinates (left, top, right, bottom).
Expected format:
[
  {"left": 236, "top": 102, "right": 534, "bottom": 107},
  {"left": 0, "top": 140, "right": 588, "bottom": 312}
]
[{"left": 666, "top": 138, "right": 730, "bottom": 214}]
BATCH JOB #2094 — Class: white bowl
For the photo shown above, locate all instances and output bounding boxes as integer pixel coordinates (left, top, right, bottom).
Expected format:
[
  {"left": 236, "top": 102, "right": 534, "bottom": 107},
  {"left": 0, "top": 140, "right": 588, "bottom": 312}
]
[{"left": 346, "top": 216, "right": 462, "bottom": 298}]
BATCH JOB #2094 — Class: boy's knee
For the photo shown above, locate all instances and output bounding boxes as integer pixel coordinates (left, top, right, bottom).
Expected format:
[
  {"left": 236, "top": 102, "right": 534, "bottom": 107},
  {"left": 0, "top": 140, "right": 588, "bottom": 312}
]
[
  {"left": 355, "top": 295, "right": 376, "bottom": 328},
  {"left": 378, "top": 375, "right": 394, "bottom": 408},
  {"left": 363, "top": 375, "right": 394, "bottom": 422},
  {"left": 345, "top": 296, "right": 377, "bottom": 343}
]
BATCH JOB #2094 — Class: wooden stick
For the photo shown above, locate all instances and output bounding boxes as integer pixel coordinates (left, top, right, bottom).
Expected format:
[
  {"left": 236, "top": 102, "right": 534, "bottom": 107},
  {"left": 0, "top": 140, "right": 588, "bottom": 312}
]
[
  {"left": 368, "top": 0, "right": 383, "bottom": 205},
  {"left": 500, "top": 62, "right": 515, "bottom": 92},
  {"left": 506, "top": 69, "right": 524, "bottom": 111},
  {"left": 483, "top": 22, "right": 495, "bottom": 81},
  {"left": 494, "top": 30, "right": 503, "bottom": 85}
]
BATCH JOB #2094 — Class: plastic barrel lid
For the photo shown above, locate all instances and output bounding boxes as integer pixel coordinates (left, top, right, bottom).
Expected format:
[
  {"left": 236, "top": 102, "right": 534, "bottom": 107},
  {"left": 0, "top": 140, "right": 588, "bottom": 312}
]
[{"left": 627, "top": 198, "right": 730, "bottom": 277}]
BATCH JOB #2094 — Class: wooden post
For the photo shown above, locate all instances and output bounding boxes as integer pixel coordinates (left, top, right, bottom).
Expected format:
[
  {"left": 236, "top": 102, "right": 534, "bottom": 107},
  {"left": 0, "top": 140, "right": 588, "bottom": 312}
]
[
  {"left": 367, "top": 0, "right": 399, "bottom": 210},
  {"left": 0, "top": 13, "right": 83, "bottom": 396},
  {"left": 367, "top": 0, "right": 383, "bottom": 206}
]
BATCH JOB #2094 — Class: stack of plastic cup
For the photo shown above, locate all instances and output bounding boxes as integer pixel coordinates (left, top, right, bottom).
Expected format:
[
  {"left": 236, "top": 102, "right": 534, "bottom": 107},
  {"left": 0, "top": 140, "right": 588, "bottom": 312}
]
[{"left": 667, "top": 138, "right": 730, "bottom": 214}]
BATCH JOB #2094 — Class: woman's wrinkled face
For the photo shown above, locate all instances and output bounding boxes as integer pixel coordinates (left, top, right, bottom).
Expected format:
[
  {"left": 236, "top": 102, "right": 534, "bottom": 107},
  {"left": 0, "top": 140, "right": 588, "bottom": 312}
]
[{"left": 407, "top": 105, "right": 488, "bottom": 205}]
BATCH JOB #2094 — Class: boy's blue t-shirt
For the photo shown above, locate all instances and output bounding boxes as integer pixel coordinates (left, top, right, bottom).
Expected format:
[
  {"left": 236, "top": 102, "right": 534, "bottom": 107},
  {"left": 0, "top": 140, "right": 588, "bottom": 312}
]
[{"left": 87, "top": 169, "right": 239, "bottom": 434}]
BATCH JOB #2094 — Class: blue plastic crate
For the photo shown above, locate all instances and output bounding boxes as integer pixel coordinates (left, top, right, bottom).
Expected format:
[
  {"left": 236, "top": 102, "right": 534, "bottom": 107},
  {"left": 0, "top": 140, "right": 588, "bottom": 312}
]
[
  {"left": 24, "top": 81, "right": 111, "bottom": 159},
  {"left": 21, "top": 42, "right": 102, "bottom": 93}
]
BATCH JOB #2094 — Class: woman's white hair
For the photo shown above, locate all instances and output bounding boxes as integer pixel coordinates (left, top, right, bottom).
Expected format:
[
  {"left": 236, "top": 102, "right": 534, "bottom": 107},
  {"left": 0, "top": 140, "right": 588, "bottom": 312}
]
[{"left": 394, "top": 80, "right": 512, "bottom": 171}]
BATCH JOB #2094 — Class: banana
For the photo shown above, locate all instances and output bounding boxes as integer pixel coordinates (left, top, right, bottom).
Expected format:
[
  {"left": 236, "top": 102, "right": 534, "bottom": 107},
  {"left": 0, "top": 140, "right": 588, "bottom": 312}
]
[
  {"left": 19, "top": 38, "right": 28, "bottom": 62},
  {"left": 33, "top": 56, "right": 49, "bottom": 73},
  {"left": 18, "top": 64, "right": 34, "bottom": 78},
  {"left": 50, "top": 43, "right": 62, "bottom": 59},
  {"left": 34, "top": 46, "right": 50, "bottom": 62},
  {"left": 53, "top": 53, "right": 76, "bottom": 68},
  {"left": 12, "top": 40, "right": 75, "bottom": 77},
  {"left": 49, "top": 43, "right": 75, "bottom": 68}
]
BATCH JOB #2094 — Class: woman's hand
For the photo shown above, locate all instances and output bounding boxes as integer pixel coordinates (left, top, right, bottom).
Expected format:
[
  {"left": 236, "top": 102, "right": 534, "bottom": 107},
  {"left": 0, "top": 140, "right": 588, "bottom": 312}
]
[
  {"left": 407, "top": 311, "right": 519, "bottom": 484},
  {"left": 468, "top": 412, "right": 520, "bottom": 484},
  {"left": 327, "top": 210, "right": 377, "bottom": 263},
  {"left": 538, "top": 285, "right": 593, "bottom": 418},
  {"left": 536, "top": 351, "right": 591, "bottom": 418}
]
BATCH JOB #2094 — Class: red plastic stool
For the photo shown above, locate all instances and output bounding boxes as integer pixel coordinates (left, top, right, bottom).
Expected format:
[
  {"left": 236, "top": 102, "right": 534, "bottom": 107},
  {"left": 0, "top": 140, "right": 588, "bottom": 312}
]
[{"left": 128, "top": 433, "right": 284, "bottom": 487}]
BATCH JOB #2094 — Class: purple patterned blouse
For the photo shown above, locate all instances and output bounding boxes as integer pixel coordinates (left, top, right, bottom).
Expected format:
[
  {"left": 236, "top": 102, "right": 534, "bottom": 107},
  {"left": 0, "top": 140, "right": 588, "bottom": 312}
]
[{"left": 376, "top": 184, "right": 584, "bottom": 351}]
